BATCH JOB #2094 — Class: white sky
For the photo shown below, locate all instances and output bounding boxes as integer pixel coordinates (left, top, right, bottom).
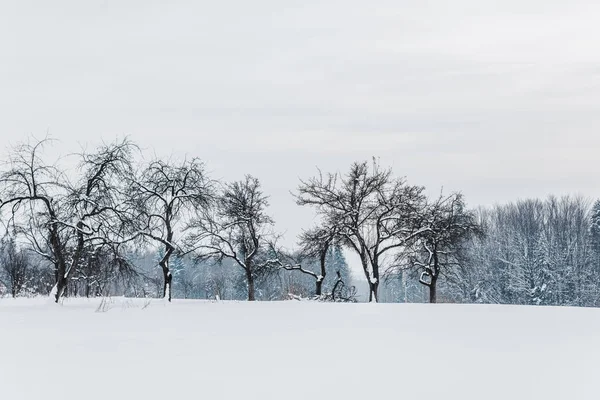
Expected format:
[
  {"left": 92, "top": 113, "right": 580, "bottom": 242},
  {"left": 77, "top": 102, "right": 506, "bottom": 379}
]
[{"left": 1, "top": 0, "right": 599, "bottom": 247}]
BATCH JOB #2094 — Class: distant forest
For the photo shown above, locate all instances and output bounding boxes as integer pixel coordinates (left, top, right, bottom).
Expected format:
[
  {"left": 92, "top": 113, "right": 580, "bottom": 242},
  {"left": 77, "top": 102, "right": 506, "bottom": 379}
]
[{"left": 1, "top": 138, "right": 599, "bottom": 306}]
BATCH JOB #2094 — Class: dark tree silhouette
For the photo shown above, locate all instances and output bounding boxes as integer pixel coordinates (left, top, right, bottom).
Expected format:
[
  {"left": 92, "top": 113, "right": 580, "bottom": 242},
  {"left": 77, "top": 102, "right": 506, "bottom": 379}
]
[
  {"left": 296, "top": 160, "right": 426, "bottom": 302},
  {"left": 130, "top": 158, "right": 213, "bottom": 301},
  {"left": 0, "top": 138, "right": 137, "bottom": 302},
  {"left": 188, "top": 175, "right": 276, "bottom": 301},
  {"left": 402, "top": 193, "right": 481, "bottom": 303}
]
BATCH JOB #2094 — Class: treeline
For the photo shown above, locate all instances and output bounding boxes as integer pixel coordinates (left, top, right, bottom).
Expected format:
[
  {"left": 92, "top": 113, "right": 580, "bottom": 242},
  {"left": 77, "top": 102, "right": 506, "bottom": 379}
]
[
  {"left": 0, "top": 243, "right": 353, "bottom": 301},
  {"left": 449, "top": 197, "right": 600, "bottom": 306},
  {"left": 380, "top": 197, "right": 600, "bottom": 307},
  {"left": 0, "top": 138, "right": 357, "bottom": 303},
  {"left": 0, "top": 138, "right": 599, "bottom": 306}
]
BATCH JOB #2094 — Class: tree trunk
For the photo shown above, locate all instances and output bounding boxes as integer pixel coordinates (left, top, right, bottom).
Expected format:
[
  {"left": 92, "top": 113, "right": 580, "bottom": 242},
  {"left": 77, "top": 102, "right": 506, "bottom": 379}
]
[
  {"left": 161, "top": 264, "right": 172, "bottom": 302},
  {"left": 159, "top": 243, "right": 174, "bottom": 302},
  {"left": 53, "top": 275, "right": 68, "bottom": 303},
  {"left": 368, "top": 280, "right": 379, "bottom": 303},
  {"left": 429, "top": 275, "right": 438, "bottom": 303},
  {"left": 429, "top": 252, "right": 441, "bottom": 304},
  {"left": 315, "top": 279, "right": 323, "bottom": 297},
  {"left": 246, "top": 269, "right": 255, "bottom": 301},
  {"left": 54, "top": 223, "right": 86, "bottom": 303},
  {"left": 49, "top": 224, "right": 69, "bottom": 303},
  {"left": 362, "top": 255, "right": 379, "bottom": 303},
  {"left": 316, "top": 247, "right": 327, "bottom": 297}
]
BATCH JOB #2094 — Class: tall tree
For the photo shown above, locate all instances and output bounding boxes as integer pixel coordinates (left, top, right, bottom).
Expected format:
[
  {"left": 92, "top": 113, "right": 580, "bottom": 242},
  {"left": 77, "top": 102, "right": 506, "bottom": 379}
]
[
  {"left": 280, "top": 226, "right": 338, "bottom": 297},
  {"left": 0, "top": 138, "right": 137, "bottom": 302},
  {"left": 188, "top": 175, "right": 275, "bottom": 301},
  {"left": 130, "top": 158, "right": 213, "bottom": 301},
  {"left": 402, "top": 192, "right": 481, "bottom": 303},
  {"left": 0, "top": 139, "right": 67, "bottom": 301},
  {"left": 296, "top": 160, "right": 426, "bottom": 302}
]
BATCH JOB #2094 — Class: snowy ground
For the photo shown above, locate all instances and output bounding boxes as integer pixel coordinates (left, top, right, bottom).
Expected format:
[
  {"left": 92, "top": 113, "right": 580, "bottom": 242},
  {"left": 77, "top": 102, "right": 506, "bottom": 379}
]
[{"left": 1, "top": 297, "right": 598, "bottom": 400}]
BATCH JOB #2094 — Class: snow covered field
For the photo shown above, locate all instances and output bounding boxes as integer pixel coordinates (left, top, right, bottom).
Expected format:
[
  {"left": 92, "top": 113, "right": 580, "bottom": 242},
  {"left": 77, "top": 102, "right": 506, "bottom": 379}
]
[{"left": 1, "top": 298, "right": 599, "bottom": 400}]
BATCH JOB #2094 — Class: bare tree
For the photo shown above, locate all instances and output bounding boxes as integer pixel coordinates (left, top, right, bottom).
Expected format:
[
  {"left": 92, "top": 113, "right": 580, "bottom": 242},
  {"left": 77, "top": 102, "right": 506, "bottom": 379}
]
[
  {"left": 69, "top": 245, "right": 136, "bottom": 298},
  {"left": 129, "top": 158, "right": 213, "bottom": 301},
  {"left": 0, "top": 138, "right": 138, "bottom": 302},
  {"left": 329, "top": 270, "right": 357, "bottom": 302},
  {"left": 0, "top": 138, "right": 68, "bottom": 301},
  {"left": 206, "top": 268, "right": 230, "bottom": 300},
  {"left": 188, "top": 175, "right": 275, "bottom": 301},
  {"left": 59, "top": 139, "right": 139, "bottom": 300},
  {"left": 280, "top": 226, "right": 337, "bottom": 297},
  {"left": 0, "top": 236, "right": 33, "bottom": 297},
  {"left": 296, "top": 160, "right": 426, "bottom": 302},
  {"left": 400, "top": 193, "right": 481, "bottom": 303}
]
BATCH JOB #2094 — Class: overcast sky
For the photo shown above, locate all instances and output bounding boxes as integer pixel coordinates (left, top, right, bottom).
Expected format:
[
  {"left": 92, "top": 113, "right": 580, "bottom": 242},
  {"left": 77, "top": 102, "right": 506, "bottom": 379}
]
[{"left": 1, "top": 0, "right": 599, "bottom": 245}]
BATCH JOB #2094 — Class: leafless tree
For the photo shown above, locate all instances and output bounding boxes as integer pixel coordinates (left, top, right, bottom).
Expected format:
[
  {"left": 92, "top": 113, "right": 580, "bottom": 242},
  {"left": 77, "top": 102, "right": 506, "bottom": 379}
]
[
  {"left": 0, "top": 138, "right": 138, "bottom": 302},
  {"left": 279, "top": 226, "right": 337, "bottom": 297},
  {"left": 0, "top": 236, "right": 33, "bottom": 297},
  {"left": 0, "top": 138, "right": 67, "bottom": 300},
  {"left": 188, "top": 175, "right": 276, "bottom": 301},
  {"left": 60, "top": 139, "right": 139, "bottom": 299},
  {"left": 329, "top": 270, "right": 357, "bottom": 302},
  {"left": 399, "top": 192, "right": 481, "bottom": 303},
  {"left": 296, "top": 160, "right": 426, "bottom": 302},
  {"left": 129, "top": 158, "right": 213, "bottom": 301},
  {"left": 69, "top": 245, "right": 136, "bottom": 298}
]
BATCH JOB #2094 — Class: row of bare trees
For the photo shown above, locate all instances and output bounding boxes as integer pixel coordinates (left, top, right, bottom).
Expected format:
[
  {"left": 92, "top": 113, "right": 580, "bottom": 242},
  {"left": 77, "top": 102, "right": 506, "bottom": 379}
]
[
  {"left": 0, "top": 139, "right": 358, "bottom": 302},
  {"left": 11, "top": 138, "right": 598, "bottom": 305},
  {"left": 0, "top": 139, "right": 275, "bottom": 302}
]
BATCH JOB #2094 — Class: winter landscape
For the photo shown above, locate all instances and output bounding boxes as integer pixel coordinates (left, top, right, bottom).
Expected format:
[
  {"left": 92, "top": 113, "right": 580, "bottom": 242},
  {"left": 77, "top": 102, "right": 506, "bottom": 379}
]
[{"left": 2, "top": 0, "right": 600, "bottom": 399}]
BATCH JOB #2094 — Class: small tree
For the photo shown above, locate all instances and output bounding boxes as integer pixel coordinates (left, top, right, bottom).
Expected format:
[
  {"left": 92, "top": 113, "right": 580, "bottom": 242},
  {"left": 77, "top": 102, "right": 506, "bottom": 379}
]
[
  {"left": 403, "top": 193, "right": 481, "bottom": 303},
  {"left": 69, "top": 245, "right": 134, "bottom": 298},
  {"left": 0, "top": 236, "right": 33, "bottom": 297},
  {"left": 280, "top": 226, "right": 337, "bottom": 297},
  {"left": 189, "top": 175, "right": 275, "bottom": 301}
]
